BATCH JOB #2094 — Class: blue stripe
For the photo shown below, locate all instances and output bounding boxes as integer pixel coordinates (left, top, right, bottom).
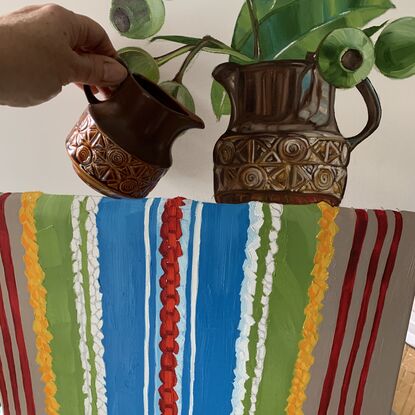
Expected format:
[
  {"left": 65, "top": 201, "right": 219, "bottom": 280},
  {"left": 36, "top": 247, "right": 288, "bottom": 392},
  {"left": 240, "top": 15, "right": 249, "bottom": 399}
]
[
  {"left": 181, "top": 201, "right": 197, "bottom": 415},
  {"left": 193, "top": 203, "right": 250, "bottom": 414},
  {"left": 97, "top": 198, "right": 147, "bottom": 414},
  {"left": 148, "top": 198, "right": 161, "bottom": 415},
  {"left": 154, "top": 199, "right": 166, "bottom": 415}
]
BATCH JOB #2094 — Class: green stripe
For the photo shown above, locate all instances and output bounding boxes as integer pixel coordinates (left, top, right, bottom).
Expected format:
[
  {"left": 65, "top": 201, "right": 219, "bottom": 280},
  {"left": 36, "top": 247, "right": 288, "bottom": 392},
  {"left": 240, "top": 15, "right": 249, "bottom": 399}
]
[
  {"left": 256, "top": 204, "right": 321, "bottom": 415},
  {"left": 35, "top": 195, "right": 85, "bottom": 415},
  {"left": 80, "top": 198, "right": 98, "bottom": 415},
  {"left": 242, "top": 204, "right": 272, "bottom": 413}
]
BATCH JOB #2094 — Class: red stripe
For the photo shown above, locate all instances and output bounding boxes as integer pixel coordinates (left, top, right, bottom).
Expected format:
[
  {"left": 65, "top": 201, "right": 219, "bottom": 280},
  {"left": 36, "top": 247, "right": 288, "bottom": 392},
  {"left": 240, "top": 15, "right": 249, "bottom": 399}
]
[
  {"left": 353, "top": 211, "right": 403, "bottom": 414},
  {"left": 0, "top": 193, "right": 21, "bottom": 414},
  {"left": 158, "top": 197, "right": 184, "bottom": 415},
  {"left": 0, "top": 344, "right": 10, "bottom": 415},
  {"left": 318, "top": 209, "right": 368, "bottom": 415},
  {"left": 0, "top": 194, "right": 36, "bottom": 414},
  {"left": 337, "top": 210, "right": 388, "bottom": 414}
]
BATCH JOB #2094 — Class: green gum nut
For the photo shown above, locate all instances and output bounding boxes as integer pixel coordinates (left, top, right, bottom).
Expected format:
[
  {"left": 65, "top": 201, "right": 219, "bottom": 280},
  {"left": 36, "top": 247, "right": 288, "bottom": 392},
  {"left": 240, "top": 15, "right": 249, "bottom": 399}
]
[
  {"left": 375, "top": 17, "right": 415, "bottom": 79},
  {"left": 317, "top": 28, "right": 375, "bottom": 88},
  {"left": 159, "top": 81, "right": 196, "bottom": 113},
  {"left": 110, "top": 0, "right": 165, "bottom": 39},
  {"left": 118, "top": 47, "right": 160, "bottom": 83}
]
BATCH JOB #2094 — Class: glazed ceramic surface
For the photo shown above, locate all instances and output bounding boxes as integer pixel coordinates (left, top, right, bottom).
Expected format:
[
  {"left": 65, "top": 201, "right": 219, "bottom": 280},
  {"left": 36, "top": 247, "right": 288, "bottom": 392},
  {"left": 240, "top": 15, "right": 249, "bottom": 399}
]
[
  {"left": 213, "top": 58, "right": 381, "bottom": 205},
  {"left": 66, "top": 73, "right": 204, "bottom": 199}
]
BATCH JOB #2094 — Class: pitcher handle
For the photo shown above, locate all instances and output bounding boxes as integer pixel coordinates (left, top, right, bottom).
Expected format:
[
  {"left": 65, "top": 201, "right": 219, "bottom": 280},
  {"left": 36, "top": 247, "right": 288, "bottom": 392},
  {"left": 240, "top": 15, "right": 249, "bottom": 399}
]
[
  {"left": 346, "top": 78, "right": 382, "bottom": 151},
  {"left": 83, "top": 56, "right": 129, "bottom": 105},
  {"left": 84, "top": 85, "right": 103, "bottom": 105}
]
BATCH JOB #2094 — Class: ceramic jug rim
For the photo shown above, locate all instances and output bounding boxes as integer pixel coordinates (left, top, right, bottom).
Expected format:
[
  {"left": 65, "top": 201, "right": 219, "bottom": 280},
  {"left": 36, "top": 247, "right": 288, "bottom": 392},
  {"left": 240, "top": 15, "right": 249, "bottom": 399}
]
[
  {"left": 214, "top": 58, "right": 316, "bottom": 73},
  {"left": 114, "top": 73, "right": 205, "bottom": 129}
]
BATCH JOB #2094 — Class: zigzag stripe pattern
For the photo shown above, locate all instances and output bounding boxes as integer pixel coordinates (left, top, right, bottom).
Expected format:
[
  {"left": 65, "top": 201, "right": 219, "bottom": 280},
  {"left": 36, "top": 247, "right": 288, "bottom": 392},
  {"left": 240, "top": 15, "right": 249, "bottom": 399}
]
[
  {"left": 85, "top": 197, "right": 107, "bottom": 414},
  {"left": 19, "top": 192, "right": 60, "bottom": 415},
  {"left": 158, "top": 197, "right": 184, "bottom": 415},
  {"left": 231, "top": 202, "right": 264, "bottom": 415},
  {"left": 70, "top": 196, "right": 93, "bottom": 415},
  {"left": 249, "top": 204, "right": 283, "bottom": 415}
]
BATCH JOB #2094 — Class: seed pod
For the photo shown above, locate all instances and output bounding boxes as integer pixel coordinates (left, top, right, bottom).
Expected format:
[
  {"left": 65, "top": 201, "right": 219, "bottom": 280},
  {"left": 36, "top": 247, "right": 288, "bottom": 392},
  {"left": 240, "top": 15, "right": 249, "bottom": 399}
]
[
  {"left": 118, "top": 47, "right": 160, "bottom": 83},
  {"left": 317, "top": 28, "right": 375, "bottom": 88},
  {"left": 375, "top": 17, "right": 415, "bottom": 79},
  {"left": 160, "top": 81, "right": 196, "bottom": 113},
  {"left": 110, "top": 0, "right": 165, "bottom": 39}
]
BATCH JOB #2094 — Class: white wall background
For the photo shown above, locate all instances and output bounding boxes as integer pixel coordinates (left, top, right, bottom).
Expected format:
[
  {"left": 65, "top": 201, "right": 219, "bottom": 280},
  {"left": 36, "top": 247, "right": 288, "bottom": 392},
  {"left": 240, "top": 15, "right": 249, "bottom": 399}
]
[{"left": 0, "top": 0, "right": 414, "bottom": 343}]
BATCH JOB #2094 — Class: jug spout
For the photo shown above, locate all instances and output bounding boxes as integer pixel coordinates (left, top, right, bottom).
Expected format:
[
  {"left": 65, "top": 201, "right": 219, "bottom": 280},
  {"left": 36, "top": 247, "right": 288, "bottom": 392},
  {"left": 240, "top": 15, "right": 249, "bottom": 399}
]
[
  {"left": 181, "top": 111, "right": 205, "bottom": 131},
  {"left": 212, "top": 62, "right": 240, "bottom": 95}
]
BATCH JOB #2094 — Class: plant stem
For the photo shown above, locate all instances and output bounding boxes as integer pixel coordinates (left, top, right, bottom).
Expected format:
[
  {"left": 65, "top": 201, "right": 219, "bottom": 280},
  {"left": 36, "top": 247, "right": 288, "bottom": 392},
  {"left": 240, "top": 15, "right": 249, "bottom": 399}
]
[
  {"left": 155, "top": 45, "right": 193, "bottom": 66},
  {"left": 246, "top": 0, "right": 261, "bottom": 60},
  {"left": 154, "top": 37, "right": 254, "bottom": 67},
  {"left": 174, "top": 37, "right": 212, "bottom": 83},
  {"left": 202, "top": 36, "right": 254, "bottom": 63}
]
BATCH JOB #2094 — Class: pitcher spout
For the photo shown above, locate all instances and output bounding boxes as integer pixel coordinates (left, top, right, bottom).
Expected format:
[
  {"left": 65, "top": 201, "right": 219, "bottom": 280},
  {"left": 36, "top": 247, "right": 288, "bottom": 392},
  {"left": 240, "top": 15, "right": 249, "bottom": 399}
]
[
  {"left": 181, "top": 109, "right": 205, "bottom": 131},
  {"left": 212, "top": 62, "right": 240, "bottom": 95}
]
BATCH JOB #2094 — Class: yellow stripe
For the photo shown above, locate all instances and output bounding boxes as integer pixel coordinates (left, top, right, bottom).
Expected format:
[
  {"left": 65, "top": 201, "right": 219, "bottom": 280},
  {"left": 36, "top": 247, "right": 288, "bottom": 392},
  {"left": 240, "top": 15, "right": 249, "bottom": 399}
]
[
  {"left": 285, "top": 202, "right": 339, "bottom": 415},
  {"left": 19, "top": 192, "right": 60, "bottom": 415}
]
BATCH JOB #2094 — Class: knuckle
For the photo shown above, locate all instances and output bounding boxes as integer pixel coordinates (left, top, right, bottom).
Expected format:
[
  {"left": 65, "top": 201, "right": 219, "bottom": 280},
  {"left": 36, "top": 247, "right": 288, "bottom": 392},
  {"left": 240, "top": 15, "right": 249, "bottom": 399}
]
[{"left": 42, "top": 3, "right": 64, "bottom": 14}]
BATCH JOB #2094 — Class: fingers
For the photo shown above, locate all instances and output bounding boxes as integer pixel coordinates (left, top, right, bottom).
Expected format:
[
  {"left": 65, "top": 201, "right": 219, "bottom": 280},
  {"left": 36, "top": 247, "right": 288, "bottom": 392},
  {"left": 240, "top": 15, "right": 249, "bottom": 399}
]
[
  {"left": 71, "top": 13, "right": 117, "bottom": 57},
  {"left": 74, "top": 83, "right": 113, "bottom": 98},
  {"left": 70, "top": 53, "right": 128, "bottom": 87}
]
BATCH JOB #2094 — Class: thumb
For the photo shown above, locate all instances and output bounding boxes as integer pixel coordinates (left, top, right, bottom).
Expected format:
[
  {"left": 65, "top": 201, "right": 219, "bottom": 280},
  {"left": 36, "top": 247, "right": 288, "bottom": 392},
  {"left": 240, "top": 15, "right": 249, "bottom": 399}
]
[{"left": 70, "top": 54, "right": 128, "bottom": 87}]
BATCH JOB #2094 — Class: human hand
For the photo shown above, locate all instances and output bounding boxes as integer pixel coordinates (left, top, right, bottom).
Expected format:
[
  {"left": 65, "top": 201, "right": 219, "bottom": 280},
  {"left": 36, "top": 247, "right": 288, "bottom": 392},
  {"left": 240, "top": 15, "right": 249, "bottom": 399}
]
[{"left": 0, "top": 4, "right": 128, "bottom": 107}]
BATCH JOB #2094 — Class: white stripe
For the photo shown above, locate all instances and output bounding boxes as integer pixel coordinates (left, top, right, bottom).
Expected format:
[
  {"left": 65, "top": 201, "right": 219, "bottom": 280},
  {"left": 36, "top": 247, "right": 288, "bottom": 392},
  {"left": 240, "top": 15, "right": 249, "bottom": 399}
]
[
  {"left": 249, "top": 204, "right": 282, "bottom": 415},
  {"left": 231, "top": 202, "right": 264, "bottom": 414},
  {"left": 154, "top": 199, "right": 166, "bottom": 415},
  {"left": 70, "top": 196, "right": 93, "bottom": 415},
  {"left": 189, "top": 202, "right": 203, "bottom": 415},
  {"left": 177, "top": 200, "right": 192, "bottom": 415},
  {"left": 143, "top": 199, "right": 154, "bottom": 415},
  {"left": 86, "top": 197, "right": 108, "bottom": 414}
]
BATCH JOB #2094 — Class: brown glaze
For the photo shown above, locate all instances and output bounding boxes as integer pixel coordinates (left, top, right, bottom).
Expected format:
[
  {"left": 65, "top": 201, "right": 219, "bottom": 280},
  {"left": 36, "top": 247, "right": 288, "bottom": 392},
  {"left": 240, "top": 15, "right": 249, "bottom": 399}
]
[
  {"left": 66, "top": 72, "right": 204, "bottom": 198},
  {"left": 67, "top": 112, "right": 168, "bottom": 198},
  {"left": 212, "top": 57, "right": 382, "bottom": 205}
]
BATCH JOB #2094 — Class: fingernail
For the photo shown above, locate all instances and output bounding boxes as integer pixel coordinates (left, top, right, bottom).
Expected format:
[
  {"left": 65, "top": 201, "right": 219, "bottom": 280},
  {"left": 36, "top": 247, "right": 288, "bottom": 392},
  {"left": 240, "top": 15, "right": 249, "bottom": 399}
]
[{"left": 103, "top": 59, "right": 128, "bottom": 84}]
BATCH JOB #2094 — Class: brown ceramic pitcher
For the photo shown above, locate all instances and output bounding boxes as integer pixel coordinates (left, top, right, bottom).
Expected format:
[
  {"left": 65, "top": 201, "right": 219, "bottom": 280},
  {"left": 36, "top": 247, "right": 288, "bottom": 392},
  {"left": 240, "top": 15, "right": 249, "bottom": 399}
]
[
  {"left": 212, "top": 55, "right": 382, "bottom": 206},
  {"left": 66, "top": 73, "right": 204, "bottom": 198}
]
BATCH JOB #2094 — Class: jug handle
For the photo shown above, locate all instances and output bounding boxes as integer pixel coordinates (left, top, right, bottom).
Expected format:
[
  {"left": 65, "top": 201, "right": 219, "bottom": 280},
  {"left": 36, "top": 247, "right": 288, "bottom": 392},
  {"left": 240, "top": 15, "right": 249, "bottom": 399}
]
[
  {"left": 83, "top": 56, "right": 129, "bottom": 105},
  {"left": 84, "top": 85, "right": 103, "bottom": 105},
  {"left": 346, "top": 78, "right": 382, "bottom": 151}
]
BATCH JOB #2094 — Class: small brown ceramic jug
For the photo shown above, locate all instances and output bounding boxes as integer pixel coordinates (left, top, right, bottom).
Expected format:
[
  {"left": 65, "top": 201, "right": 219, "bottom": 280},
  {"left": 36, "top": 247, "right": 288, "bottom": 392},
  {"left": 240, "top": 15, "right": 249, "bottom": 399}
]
[
  {"left": 212, "top": 55, "right": 382, "bottom": 206},
  {"left": 66, "top": 73, "right": 204, "bottom": 198}
]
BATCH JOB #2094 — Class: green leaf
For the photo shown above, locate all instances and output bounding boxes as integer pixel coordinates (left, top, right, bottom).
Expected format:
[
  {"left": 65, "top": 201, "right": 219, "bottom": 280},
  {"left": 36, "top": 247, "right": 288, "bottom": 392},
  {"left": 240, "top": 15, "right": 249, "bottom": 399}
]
[
  {"left": 231, "top": 0, "right": 395, "bottom": 60},
  {"left": 232, "top": 0, "right": 296, "bottom": 54},
  {"left": 160, "top": 81, "right": 196, "bottom": 113},
  {"left": 364, "top": 21, "right": 388, "bottom": 37},
  {"left": 118, "top": 47, "right": 160, "bottom": 82},
  {"left": 375, "top": 17, "right": 415, "bottom": 79},
  {"left": 210, "top": 80, "right": 231, "bottom": 121},
  {"left": 110, "top": 0, "right": 165, "bottom": 39},
  {"left": 152, "top": 35, "right": 253, "bottom": 63}
]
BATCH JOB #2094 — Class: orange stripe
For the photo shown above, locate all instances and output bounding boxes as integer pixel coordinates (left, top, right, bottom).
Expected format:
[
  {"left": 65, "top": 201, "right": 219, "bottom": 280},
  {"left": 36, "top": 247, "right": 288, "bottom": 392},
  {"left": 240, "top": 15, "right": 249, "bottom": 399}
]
[
  {"left": 286, "top": 203, "right": 339, "bottom": 414},
  {"left": 19, "top": 193, "right": 60, "bottom": 415}
]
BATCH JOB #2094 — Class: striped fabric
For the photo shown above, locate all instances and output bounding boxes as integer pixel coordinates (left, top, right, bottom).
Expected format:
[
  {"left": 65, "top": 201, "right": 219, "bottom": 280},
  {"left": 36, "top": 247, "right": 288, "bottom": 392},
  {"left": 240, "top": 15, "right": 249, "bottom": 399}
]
[{"left": 0, "top": 193, "right": 414, "bottom": 415}]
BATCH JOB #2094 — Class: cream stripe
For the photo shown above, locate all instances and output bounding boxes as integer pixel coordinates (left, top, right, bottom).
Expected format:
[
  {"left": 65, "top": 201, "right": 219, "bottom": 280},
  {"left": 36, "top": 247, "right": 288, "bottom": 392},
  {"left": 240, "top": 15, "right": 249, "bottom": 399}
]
[
  {"left": 249, "top": 204, "right": 283, "bottom": 415},
  {"left": 177, "top": 200, "right": 192, "bottom": 415},
  {"left": 143, "top": 199, "right": 153, "bottom": 415},
  {"left": 189, "top": 202, "right": 203, "bottom": 415},
  {"left": 85, "top": 197, "right": 107, "bottom": 414},
  {"left": 70, "top": 196, "right": 93, "bottom": 415},
  {"left": 231, "top": 202, "right": 264, "bottom": 415}
]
